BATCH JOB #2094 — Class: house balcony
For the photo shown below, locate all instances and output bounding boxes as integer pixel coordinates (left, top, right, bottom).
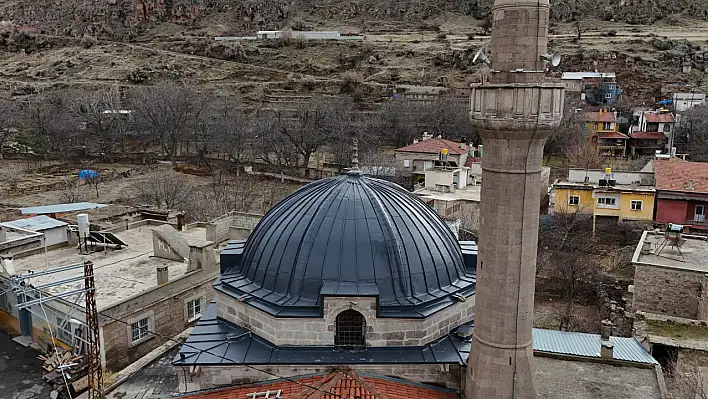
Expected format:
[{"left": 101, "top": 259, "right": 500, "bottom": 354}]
[{"left": 686, "top": 218, "right": 708, "bottom": 228}]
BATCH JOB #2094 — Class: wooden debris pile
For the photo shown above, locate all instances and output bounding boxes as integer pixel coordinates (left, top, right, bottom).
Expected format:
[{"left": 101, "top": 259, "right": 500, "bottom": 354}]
[{"left": 39, "top": 350, "right": 89, "bottom": 398}]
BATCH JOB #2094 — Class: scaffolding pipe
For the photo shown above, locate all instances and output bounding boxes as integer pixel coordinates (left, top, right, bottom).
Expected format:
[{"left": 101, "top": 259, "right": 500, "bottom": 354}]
[
  {"left": 29, "top": 275, "right": 93, "bottom": 290},
  {"left": 16, "top": 288, "right": 91, "bottom": 309},
  {"left": 11, "top": 262, "right": 85, "bottom": 281}
]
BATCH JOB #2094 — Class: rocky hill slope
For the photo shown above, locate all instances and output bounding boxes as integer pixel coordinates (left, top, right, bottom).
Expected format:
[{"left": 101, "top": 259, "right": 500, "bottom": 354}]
[{"left": 3, "top": 0, "right": 708, "bottom": 40}]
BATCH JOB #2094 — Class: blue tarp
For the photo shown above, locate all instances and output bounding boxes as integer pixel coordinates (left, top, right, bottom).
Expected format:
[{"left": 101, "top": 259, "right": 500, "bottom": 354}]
[{"left": 78, "top": 170, "right": 99, "bottom": 180}]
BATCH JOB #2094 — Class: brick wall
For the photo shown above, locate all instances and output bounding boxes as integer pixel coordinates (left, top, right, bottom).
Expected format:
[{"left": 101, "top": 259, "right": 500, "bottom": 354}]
[
  {"left": 634, "top": 264, "right": 705, "bottom": 319},
  {"left": 100, "top": 273, "right": 216, "bottom": 371},
  {"left": 180, "top": 363, "right": 463, "bottom": 393},
  {"left": 206, "top": 212, "right": 263, "bottom": 244},
  {"left": 216, "top": 295, "right": 475, "bottom": 347}
]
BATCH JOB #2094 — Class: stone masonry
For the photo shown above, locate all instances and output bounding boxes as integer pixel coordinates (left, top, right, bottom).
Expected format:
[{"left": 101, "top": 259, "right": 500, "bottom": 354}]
[
  {"left": 216, "top": 295, "right": 475, "bottom": 347},
  {"left": 206, "top": 212, "right": 263, "bottom": 244},
  {"left": 466, "top": 0, "right": 565, "bottom": 397},
  {"left": 634, "top": 265, "right": 706, "bottom": 320},
  {"left": 101, "top": 278, "right": 214, "bottom": 371}
]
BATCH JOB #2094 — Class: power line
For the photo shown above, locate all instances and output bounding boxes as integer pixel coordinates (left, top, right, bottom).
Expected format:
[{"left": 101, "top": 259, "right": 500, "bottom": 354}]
[{"left": 20, "top": 289, "right": 351, "bottom": 399}]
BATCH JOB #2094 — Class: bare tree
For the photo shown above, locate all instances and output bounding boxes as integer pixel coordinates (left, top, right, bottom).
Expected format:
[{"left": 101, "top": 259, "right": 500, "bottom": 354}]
[
  {"left": 253, "top": 110, "right": 301, "bottom": 176},
  {"left": 421, "top": 95, "right": 477, "bottom": 143},
  {"left": 21, "top": 92, "right": 76, "bottom": 158},
  {"left": 675, "top": 105, "right": 708, "bottom": 161},
  {"left": 283, "top": 98, "right": 351, "bottom": 168},
  {"left": 130, "top": 171, "right": 195, "bottom": 210},
  {"left": 545, "top": 98, "right": 587, "bottom": 163},
  {"left": 211, "top": 100, "right": 251, "bottom": 174},
  {"left": 0, "top": 99, "right": 19, "bottom": 160},
  {"left": 129, "top": 83, "right": 206, "bottom": 161},
  {"left": 70, "top": 87, "right": 126, "bottom": 162},
  {"left": 60, "top": 178, "right": 89, "bottom": 203},
  {"left": 374, "top": 100, "right": 423, "bottom": 148},
  {"left": 565, "top": 140, "right": 601, "bottom": 173}
]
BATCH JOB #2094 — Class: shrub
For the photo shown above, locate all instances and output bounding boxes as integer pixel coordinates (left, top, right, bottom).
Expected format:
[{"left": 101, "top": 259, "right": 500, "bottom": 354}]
[
  {"left": 340, "top": 70, "right": 363, "bottom": 92},
  {"left": 80, "top": 34, "right": 98, "bottom": 48}
]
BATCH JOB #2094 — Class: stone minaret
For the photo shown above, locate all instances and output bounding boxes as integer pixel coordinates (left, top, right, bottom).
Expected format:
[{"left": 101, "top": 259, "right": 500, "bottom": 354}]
[{"left": 466, "top": 0, "right": 564, "bottom": 398}]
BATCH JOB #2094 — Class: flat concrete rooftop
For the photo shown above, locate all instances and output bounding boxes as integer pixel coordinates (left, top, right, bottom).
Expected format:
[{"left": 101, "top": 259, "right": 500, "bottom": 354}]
[
  {"left": 414, "top": 185, "right": 481, "bottom": 202},
  {"left": 13, "top": 225, "right": 207, "bottom": 310},
  {"left": 634, "top": 231, "right": 708, "bottom": 273}
]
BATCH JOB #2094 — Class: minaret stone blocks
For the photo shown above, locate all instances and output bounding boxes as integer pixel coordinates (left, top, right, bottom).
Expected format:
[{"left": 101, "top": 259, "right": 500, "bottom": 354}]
[{"left": 465, "top": 0, "right": 564, "bottom": 398}]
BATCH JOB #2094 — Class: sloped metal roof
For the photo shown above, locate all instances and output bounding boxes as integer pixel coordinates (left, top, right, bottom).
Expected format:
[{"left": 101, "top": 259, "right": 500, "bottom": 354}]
[
  {"left": 532, "top": 329, "right": 658, "bottom": 364},
  {"left": 174, "top": 304, "right": 471, "bottom": 367},
  {"left": 2, "top": 215, "right": 68, "bottom": 231},
  {"left": 20, "top": 202, "right": 107, "bottom": 215}
]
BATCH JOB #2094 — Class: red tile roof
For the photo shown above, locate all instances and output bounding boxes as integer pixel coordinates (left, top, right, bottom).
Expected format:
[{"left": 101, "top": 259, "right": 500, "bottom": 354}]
[
  {"left": 582, "top": 111, "right": 616, "bottom": 123},
  {"left": 654, "top": 159, "right": 708, "bottom": 194},
  {"left": 395, "top": 138, "right": 468, "bottom": 155},
  {"left": 465, "top": 157, "right": 482, "bottom": 167},
  {"left": 597, "top": 132, "right": 629, "bottom": 139},
  {"left": 630, "top": 132, "right": 667, "bottom": 140},
  {"left": 645, "top": 112, "right": 675, "bottom": 123},
  {"left": 180, "top": 370, "right": 458, "bottom": 399}
]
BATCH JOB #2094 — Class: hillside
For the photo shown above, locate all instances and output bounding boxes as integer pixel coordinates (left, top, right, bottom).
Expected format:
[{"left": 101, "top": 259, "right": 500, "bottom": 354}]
[{"left": 1, "top": 0, "right": 708, "bottom": 106}]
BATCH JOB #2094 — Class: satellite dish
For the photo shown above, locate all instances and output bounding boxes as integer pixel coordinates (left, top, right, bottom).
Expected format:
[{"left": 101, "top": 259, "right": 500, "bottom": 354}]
[
  {"left": 541, "top": 52, "right": 562, "bottom": 67},
  {"left": 473, "top": 48, "right": 490, "bottom": 65}
]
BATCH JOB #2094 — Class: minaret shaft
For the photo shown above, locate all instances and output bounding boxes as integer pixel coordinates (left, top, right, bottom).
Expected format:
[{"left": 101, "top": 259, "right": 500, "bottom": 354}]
[{"left": 465, "top": 0, "right": 564, "bottom": 397}]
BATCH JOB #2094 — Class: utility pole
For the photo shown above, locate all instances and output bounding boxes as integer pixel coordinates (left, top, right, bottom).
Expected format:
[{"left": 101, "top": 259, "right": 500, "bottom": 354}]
[{"left": 84, "top": 261, "right": 103, "bottom": 399}]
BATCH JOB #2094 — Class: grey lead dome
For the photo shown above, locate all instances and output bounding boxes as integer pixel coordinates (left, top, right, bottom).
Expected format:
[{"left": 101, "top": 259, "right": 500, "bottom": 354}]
[{"left": 218, "top": 172, "right": 476, "bottom": 318}]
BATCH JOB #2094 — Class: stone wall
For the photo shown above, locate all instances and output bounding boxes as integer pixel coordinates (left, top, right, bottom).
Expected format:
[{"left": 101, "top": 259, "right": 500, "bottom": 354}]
[
  {"left": 634, "top": 264, "right": 705, "bottom": 319},
  {"left": 100, "top": 272, "right": 217, "bottom": 371},
  {"left": 677, "top": 349, "right": 708, "bottom": 374},
  {"left": 206, "top": 212, "right": 263, "bottom": 244},
  {"left": 216, "top": 295, "right": 475, "bottom": 347},
  {"left": 179, "top": 363, "right": 463, "bottom": 393}
]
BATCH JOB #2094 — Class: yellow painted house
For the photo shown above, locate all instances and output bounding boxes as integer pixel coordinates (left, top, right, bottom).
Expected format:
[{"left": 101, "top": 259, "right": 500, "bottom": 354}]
[{"left": 553, "top": 168, "right": 656, "bottom": 232}]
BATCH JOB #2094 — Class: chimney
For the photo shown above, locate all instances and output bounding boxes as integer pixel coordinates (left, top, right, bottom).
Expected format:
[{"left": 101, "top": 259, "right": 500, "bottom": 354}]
[
  {"left": 600, "top": 319, "right": 614, "bottom": 360},
  {"left": 157, "top": 266, "right": 169, "bottom": 285},
  {"left": 422, "top": 132, "right": 432, "bottom": 141},
  {"left": 188, "top": 241, "right": 217, "bottom": 273},
  {"left": 601, "top": 340, "right": 614, "bottom": 360},
  {"left": 176, "top": 213, "right": 187, "bottom": 231},
  {"left": 686, "top": 180, "right": 695, "bottom": 191},
  {"left": 413, "top": 139, "right": 419, "bottom": 144},
  {"left": 77, "top": 214, "right": 90, "bottom": 254},
  {"left": 460, "top": 137, "right": 467, "bottom": 151}
]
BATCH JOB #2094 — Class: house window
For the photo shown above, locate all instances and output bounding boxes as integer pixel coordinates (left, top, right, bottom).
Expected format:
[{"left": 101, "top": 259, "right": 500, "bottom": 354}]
[
  {"left": 609, "top": 85, "right": 615, "bottom": 90},
  {"left": 568, "top": 196, "right": 580, "bottom": 206},
  {"left": 593, "top": 123, "right": 599, "bottom": 130},
  {"left": 630, "top": 200, "right": 643, "bottom": 211},
  {"left": 403, "top": 160, "right": 411, "bottom": 168},
  {"left": 663, "top": 124, "right": 671, "bottom": 132},
  {"left": 605, "top": 93, "right": 612, "bottom": 99},
  {"left": 187, "top": 297, "right": 204, "bottom": 322},
  {"left": 597, "top": 196, "right": 619, "bottom": 209},
  {"left": 423, "top": 161, "right": 433, "bottom": 170},
  {"left": 603, "top": 122, "right": 612, "bottom": 130},
  {"left": 334, "top": 310, "right": 365, "bottom": 349},
  {"left": 131, "top": 317, "right": 151, "bottom": 344}
]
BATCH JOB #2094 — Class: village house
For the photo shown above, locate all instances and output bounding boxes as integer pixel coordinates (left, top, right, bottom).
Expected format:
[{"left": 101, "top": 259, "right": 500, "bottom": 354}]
[
  {"left": 561, "top": 72, "right": 622, "bottom": 106},
  {"left": 631, "top": 229, "right": 708, "bottom": 379},
  {"left": 633, "top": 109, "right": 676, "bottom": 137},
  {"left": 672, "top": 92, "right": 706, "bottom": 113},
  {"left": 393, "top": 133, "right": 472, "bottom": 183},
  {"left": 629, "top": 131, "right": 668, "bottom": 157},
  {"left": 654, "top": 159, "right": 708, "bottom": 232},
  {"left": 0, "top": 211, "right": 262, "bottom": 373},
  {"left": 582, "top": 110, "right": 629, "bottom": 156},
  {"left": 553, "top": 168, "right": 655, "bottom": 233}
]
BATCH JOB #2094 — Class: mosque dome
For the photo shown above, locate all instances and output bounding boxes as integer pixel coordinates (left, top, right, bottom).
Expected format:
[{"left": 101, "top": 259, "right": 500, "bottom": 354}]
[{"left": 218, "top": 172, "right": 476, "bottom": 318}]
